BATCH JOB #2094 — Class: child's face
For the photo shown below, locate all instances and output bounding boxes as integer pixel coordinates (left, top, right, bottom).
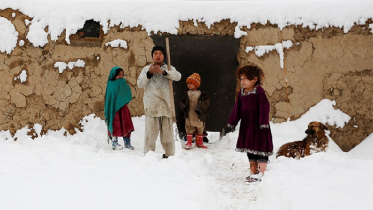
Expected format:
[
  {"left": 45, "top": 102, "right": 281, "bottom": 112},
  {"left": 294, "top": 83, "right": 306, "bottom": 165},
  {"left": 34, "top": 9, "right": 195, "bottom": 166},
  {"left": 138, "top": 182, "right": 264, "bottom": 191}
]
[
  {"left": 115, "top": 70, "right": 124, "bottom": 79},
  {"left": 152, "top": 50, "right": 164, "bottom": 64},
  {"left": 187, "top": 82, "right": 197, "bottom": 90},
  {"left": 240, "top": 75, "right": 257, "bottom": 90}
]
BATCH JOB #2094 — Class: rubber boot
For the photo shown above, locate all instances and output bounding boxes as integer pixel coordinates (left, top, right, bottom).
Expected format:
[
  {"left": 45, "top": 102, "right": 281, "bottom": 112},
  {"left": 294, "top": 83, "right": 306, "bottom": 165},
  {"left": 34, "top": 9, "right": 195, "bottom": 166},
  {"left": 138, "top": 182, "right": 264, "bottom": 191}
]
[
  {"left": 124, "top": 137, "right": 134, "bottom": 150},
  {"left": 184, "top": 134, "right": 193, "bottom": 150},
  {"left": 112, "top": 137, "right": 123, "bottom": 150},
  {"left": 196, "top": 134, "right": 207, "bottom": 149},
  {"left": 107, "top": 136, "right": 112, "bottom": 145}
]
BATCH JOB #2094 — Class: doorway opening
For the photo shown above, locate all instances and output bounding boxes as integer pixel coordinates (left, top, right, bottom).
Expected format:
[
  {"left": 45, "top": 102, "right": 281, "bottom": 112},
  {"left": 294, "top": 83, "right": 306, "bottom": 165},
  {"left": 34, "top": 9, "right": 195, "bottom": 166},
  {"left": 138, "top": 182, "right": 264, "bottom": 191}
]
[{"left": 152, "top": 35, "right": 240, "bottom": 138}]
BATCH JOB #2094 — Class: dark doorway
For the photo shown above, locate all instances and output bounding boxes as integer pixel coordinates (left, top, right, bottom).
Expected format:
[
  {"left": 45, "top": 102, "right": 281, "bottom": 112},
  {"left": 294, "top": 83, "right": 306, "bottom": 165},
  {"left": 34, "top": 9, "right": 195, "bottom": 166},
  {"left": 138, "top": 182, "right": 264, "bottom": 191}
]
[{"left": 152, "top": 35, "right": 240, "bottom": 137}]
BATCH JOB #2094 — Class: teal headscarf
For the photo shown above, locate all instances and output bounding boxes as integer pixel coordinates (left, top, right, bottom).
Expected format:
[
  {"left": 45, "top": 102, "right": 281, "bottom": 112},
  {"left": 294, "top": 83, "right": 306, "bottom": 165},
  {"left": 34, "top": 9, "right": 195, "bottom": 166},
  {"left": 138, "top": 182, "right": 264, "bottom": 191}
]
[{"left": 104, "top": 66, "right": 132, "bottom": 134}]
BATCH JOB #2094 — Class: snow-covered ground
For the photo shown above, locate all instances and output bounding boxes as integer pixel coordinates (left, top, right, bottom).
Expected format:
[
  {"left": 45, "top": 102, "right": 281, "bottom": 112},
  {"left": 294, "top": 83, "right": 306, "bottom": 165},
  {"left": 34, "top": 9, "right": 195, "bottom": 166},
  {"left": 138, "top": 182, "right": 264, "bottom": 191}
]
[{"left": 1, "top": 99, "right": 372, "bottom": 210}]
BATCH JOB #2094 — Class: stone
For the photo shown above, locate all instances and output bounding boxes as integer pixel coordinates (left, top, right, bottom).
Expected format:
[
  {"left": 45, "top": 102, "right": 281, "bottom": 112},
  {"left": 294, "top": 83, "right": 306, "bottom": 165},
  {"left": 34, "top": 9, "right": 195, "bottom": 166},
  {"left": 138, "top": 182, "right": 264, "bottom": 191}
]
[{"left": 10, "top": 89, "right": 26, "bottom": 107}]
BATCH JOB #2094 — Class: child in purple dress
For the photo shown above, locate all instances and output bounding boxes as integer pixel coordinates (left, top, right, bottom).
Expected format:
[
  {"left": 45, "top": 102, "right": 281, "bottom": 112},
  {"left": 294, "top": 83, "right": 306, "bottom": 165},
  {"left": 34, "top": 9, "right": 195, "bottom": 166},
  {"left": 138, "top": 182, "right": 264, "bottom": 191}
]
[{"left": 227, "top": 65, "right": 273, "bottom": 182}]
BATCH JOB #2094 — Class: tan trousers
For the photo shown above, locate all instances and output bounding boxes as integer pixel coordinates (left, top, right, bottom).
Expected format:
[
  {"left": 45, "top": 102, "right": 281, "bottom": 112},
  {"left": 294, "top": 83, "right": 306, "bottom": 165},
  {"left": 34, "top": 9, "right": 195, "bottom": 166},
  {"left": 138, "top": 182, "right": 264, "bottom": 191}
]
[
  {"left": 185, "top": 119, "right": 204, "bottom": 135},
  {"left": 144, "top": 116, "right": 175, "bottom": 156}
]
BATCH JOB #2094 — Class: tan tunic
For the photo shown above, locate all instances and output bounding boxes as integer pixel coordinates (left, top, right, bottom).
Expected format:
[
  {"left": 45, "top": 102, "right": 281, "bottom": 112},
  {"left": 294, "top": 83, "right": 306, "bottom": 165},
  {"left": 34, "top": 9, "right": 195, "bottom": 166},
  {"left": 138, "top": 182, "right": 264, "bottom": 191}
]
[
  {"left": 185, "top": 90, "right": 204, "bottom": 134},
  {"left": 137, "top": 64, "right": 181, "bottom": 117},
  {"left": 137, "top": 63, "right": 181, "bottom": 156}
]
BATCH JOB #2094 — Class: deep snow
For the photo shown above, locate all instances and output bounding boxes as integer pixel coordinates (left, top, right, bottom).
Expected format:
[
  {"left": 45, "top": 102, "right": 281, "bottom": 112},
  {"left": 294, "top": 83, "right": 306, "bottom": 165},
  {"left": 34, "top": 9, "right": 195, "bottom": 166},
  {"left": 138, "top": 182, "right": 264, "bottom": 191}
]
[{"left": 1, "top": 99, "right": 372, "bottom": 210}]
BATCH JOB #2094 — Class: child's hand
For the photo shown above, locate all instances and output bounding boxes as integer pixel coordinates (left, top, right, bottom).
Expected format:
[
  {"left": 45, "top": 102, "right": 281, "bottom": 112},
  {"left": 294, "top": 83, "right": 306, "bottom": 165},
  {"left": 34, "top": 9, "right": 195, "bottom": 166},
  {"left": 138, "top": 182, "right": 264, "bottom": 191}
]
[
  {"left": 227, "top": 124, "right": 235, "bottom": 129},
  {"left": 149, "top": 64, "right": 163, "bottom": 74},
  {"left": 226, "top": 125, "right": 235, "bottom": 133}
]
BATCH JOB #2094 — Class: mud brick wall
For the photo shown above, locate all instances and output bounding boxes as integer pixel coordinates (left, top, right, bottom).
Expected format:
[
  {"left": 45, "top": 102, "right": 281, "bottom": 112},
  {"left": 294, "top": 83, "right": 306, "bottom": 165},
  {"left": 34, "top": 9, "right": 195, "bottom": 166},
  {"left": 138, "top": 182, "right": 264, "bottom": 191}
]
[
  {"left": 237, "top": 23, "right": 373, "bottom": 151},
  {"left": 0, "top": 9, "right": 372, "bottom": 151}
]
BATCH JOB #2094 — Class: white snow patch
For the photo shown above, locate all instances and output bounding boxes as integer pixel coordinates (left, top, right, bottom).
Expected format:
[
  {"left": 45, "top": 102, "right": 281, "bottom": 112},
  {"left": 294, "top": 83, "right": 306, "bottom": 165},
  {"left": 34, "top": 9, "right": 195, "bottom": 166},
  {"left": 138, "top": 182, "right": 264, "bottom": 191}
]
[
  {"left": 19, "top": 39, "right": 25, "bottom": 46},
  {"left": 54, "top": 59, "right": 86, "bottom": 73},
  {"left": 234, "top": 25, "right": 247, "bottom": 38},
  {"left": 282, "top": 40, "right": 293, "bottom": 49},
  {"left": 14, "top": 70, "right": 27, "bottom": 83},
  {"left": 0, "top": 17, "right": 18, "bottom": 54},
  {"left": 245, "top": 40, "right": 293, "bottom": 68},
  {"left": 27, "top": 21, "right": 48, "bottom": 47},
  {"left": 105, "top": 39, "right": 128, "bottom": 49},
  {"left": 193, "top": 19, "right": 198, "bottom": 27},
  {"left": 349, "top": 133, "right": 373, "bottom": 159}
]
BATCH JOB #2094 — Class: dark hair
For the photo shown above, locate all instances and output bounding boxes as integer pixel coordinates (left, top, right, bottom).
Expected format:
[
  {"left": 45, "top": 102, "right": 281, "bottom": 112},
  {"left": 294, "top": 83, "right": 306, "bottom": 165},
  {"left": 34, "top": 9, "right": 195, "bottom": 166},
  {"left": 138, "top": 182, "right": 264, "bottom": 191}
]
[
  {"left": 151, "top": 46, "right": 167, "bottom": 58},
  {"left": 236, "top": 64, "right": 265, "bottom": 86},
  {"left": 115, "top": 68, "right": 124, "bottom": 78}
]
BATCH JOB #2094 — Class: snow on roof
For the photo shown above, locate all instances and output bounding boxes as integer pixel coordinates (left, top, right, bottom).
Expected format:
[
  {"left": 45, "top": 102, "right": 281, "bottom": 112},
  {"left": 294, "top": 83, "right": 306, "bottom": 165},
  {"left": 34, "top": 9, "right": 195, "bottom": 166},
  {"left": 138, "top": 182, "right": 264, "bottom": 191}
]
[{"left": 1, "top": 0, "right": 372, "bottom": 52}]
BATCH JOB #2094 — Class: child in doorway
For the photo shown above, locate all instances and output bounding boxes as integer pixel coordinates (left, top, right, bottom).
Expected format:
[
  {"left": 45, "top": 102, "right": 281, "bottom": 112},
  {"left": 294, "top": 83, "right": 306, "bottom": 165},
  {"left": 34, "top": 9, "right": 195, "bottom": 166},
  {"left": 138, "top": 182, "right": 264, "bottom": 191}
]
[
  {"left": 105, "top": 66, "right": 135, "bottom": 150},
  {"left": 227, "top": 65, "right": 273, "bottom": 182},
  {"left": 179, "top": 73, "right": 210, "bottom": 149}
]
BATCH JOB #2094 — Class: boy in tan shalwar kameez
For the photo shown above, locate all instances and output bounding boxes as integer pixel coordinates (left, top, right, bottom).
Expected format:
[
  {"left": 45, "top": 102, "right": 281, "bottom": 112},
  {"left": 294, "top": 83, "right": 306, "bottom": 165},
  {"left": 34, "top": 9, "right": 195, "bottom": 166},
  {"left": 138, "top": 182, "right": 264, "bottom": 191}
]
[{"left": 137, "top": 46, "right": 181, "bottom": 158}]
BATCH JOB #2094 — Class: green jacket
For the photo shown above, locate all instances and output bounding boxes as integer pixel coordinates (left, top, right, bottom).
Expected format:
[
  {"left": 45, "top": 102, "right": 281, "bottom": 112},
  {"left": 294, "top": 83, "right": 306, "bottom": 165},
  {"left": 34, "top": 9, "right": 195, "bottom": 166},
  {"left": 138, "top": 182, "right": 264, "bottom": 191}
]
[{"left": 104, "top": 66, "right": 132, "bottom": 134}]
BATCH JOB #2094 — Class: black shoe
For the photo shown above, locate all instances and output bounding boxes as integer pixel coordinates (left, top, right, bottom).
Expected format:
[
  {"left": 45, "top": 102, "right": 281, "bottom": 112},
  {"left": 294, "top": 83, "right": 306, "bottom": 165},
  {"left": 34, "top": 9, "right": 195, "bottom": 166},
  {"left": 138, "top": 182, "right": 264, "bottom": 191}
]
[
  {"left": 162, "top": 154, "right": 169, "bottom": 159},
  {"left": 203, "top": 136, "right": 209, "bottom": 143}
]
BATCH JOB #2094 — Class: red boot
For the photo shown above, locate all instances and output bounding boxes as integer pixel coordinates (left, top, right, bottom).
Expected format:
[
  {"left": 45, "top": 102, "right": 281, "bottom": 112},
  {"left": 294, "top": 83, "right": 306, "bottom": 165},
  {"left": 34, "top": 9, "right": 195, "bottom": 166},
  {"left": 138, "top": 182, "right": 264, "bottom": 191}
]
[
  {"left": 184, "top": 134, "right": 193, "bottom": 150},
  {"left": 196, "top": 134, "right": 208, "bottom": 149}
]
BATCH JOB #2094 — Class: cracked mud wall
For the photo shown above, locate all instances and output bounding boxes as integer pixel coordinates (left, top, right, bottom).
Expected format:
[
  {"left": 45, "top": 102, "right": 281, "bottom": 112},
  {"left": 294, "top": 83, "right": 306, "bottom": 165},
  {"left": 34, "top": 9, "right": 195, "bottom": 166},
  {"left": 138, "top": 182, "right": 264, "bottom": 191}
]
[
  {"left": 0, "top": 9, "right": 372, "bottom": 151},
  {"left": 323, "top": 70, "right": 372, "bottom": 151},
  {"left": 238, "top": 22, "right": 373, "bottom": 151},
  {"left": 0, "top": 11, "right": 237, "bottom": 137},
  {"left": 0, "top": 9, "right": 153, "bottom": 136}
]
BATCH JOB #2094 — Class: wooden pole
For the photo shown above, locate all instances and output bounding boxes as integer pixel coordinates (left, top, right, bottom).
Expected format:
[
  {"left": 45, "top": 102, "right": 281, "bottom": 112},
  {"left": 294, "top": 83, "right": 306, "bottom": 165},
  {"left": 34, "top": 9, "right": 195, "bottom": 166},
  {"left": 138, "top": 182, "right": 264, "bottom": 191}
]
[
  {"left": 165, "top": 38, "right": 176, "bottom": 121},
  {"left": 166, "top": 38, "right": 171, "bottom": 71}
]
